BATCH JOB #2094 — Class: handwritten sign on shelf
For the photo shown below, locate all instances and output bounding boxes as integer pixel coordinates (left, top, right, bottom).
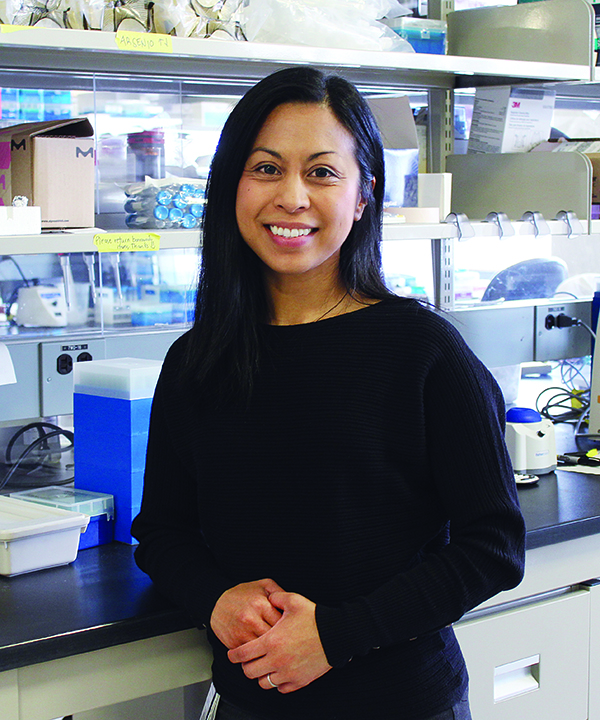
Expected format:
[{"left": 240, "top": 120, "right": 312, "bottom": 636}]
[
  {"left": 114, "top": 31, "right": 173, "bottom": 53},
  {"left": 93, "top": 232, "right": 161, "bottom": 253}
]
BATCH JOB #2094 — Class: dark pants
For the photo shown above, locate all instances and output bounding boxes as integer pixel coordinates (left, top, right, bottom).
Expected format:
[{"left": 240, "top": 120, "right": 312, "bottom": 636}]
[{"left": 206, "top": 687, "right": 473, "bottom": 720}]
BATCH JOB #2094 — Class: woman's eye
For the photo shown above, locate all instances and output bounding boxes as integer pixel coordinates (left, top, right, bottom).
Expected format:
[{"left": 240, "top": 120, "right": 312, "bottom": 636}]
[
  {"left": 256, "top": 163, "right": 279, "bottom": 175},
  {"left": 310, "top": 167, "right": 337, "bottom": 179}
]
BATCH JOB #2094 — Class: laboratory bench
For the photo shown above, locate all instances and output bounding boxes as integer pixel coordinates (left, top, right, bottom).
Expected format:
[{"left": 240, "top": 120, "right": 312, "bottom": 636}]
[
  {"left": 1, "top": 462, "right": 600, "bottom": 719},
  {"left": 0, "top": 543, "right": 212, "bottom": 720}
]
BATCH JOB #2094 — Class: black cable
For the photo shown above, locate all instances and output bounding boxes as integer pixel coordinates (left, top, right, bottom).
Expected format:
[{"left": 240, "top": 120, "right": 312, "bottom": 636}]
[
  {"left": 5, "top": 422, "right": 73, "bottom": 466},
  {"left": 0, "top": 430, "right": 71, "bottom": 491},
  {"left": 535, "top": 384, "right": 590, "bottom": 424},
  {"left": 1, "top": 424, "right": 74, "bottom": 492},
  {"left": 0, "top": 255, "right": 30, "bottom": 286}
]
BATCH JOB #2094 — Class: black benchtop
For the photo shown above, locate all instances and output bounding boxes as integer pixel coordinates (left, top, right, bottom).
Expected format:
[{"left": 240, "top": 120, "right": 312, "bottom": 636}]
[
  {"left": 518, "top": 421, "right": 600, "bottom": 549},
  {"left": 518, "top": 468, "right": 600, "bottom": 549},
  {"left": 0, "top": 542, "right": 197, "bottom": 673},
  {"left": 2, "top": 464, "right": 600, "bottom": 675}
]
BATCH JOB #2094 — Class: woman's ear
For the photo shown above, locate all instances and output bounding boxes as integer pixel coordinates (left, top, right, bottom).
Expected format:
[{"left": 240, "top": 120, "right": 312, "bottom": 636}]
[{"left": 354, "top": 176, "right": 376, "bottom": 221}]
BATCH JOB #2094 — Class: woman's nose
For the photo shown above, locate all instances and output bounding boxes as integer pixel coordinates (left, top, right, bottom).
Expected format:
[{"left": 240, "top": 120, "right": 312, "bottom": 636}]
[{"left": 274, "top": 174, "right": 310, "bottom": 213}]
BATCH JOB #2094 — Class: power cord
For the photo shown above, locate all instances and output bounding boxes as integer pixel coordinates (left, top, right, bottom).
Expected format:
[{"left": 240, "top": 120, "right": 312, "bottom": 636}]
[
  {"left": 0, "top": 422, "right": 74, "bottom": 492},
  {"left": 535, "top": 384, "right": 590, "bottom": 424},
  {"left": 544, "top": 312, "right": 596, "bottom": 339},
  {"left": 0, "top": 255, "right": 30, "bottom": 287}
]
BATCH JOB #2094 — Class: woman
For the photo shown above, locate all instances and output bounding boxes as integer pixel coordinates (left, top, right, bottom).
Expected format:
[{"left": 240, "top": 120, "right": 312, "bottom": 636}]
[{"left": 132, "top": 66, "right": 525, "bottom": 720}]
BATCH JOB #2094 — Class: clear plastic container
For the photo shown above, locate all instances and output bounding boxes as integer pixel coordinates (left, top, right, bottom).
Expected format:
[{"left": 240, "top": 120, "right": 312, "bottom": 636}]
[
  {"left": 383, "top": 17, "right": 447, "bottom": 55},
  {"left": 0, "top": 495, "right": 89, "bottom": 576},
  {"left": 10, "top": 486, "right": 115, "bottom": 549}
]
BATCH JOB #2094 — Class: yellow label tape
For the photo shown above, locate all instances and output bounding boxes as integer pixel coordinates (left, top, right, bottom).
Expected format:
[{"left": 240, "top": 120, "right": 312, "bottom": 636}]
[
  {"left": 93, "top": 232, "right": 161, "bottom": 253},
  {"left": 114, "top": 31, "right": 173, "bottom": 53},
  {"left": 0, "top": 23, "right": 34, "bottom": 32}
]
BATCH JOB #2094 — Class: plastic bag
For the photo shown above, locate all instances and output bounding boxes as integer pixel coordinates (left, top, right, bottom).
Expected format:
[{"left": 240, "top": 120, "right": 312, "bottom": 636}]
[
  {"left": 103, "top": 0, "right": 150, "bottom": 31},
  {"left": 123, "top": 177, "right": 206, "bottom": 230},
  {"left": 12, "top": 0, "right": 72, "bottom": 27},
  {"left": 148, "top": 0, "right": 245, "bottom": 38},
  {"left": 67, "top": 0, "right": 104, "bottom": 29},
  {"left": 239, "top": 0, "right": 414, "bottom": 52},
  {"left": 0, "top": 0, "right": 15, "bottom": 23}
]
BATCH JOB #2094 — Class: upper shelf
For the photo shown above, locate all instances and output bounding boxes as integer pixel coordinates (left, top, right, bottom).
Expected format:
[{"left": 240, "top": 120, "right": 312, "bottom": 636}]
[
  {"left": 448, "top": 0, "right": 595, "bottom": 71},
  {"left": 0, "top": 0, "right": 594, "bottom": 92},
  {"left": 0, "top": 217, "right": 593, "bottom": 256}
]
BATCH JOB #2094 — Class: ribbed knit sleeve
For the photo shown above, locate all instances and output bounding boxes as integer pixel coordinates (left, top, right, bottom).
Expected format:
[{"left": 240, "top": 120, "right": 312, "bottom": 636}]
[
  {"left": 315, "top": 310, "right": 525, "bottom": 668},
  {"left": 132, "top": 337, "right": 234, "bottom": 629}
]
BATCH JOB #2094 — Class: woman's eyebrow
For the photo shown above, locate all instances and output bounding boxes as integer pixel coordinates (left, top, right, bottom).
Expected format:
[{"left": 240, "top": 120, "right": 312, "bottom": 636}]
[
  {"left": 248, "top": 147, "right": 281, "bottom": 159},
  {"left": 248, "top": 148, "right": 337, "bottom": 161}
]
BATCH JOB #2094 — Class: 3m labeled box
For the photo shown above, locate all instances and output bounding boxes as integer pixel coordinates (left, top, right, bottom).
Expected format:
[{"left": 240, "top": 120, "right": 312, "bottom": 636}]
[
  {"left": 468, "top": 86, "right": 556, "bottom": 154},
  {"left": 0, "top": 117, "right": 94, "bottom": 228}
]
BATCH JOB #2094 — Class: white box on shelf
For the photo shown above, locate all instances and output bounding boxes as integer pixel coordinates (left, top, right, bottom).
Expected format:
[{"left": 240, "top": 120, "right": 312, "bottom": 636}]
[
  {"left": 0, "top": 495, "right": 89, "bottom": 576},
  {"left": 0, "top": 205, "right": 42, "bottom": 235}
]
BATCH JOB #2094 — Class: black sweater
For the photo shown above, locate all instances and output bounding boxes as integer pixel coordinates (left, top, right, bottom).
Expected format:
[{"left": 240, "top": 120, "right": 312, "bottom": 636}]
[{"left": 132, "top": 297, "right": 526, "bottom": 720}]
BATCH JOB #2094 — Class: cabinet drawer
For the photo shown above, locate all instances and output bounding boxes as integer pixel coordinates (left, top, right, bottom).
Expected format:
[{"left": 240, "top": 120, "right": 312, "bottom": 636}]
[{"left": 454, "top": 588, "right": 590, "bottom": 720}]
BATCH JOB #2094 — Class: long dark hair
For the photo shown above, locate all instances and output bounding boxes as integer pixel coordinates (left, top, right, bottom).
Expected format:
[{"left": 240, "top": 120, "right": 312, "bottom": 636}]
[{"left": 183, "top": 66, "right": 392, "bottom": 400}]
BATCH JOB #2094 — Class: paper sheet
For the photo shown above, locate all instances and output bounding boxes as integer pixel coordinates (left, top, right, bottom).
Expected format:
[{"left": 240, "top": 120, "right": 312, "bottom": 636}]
[{"left": 0, "top": 342, "right": 16, "bottom": 385}]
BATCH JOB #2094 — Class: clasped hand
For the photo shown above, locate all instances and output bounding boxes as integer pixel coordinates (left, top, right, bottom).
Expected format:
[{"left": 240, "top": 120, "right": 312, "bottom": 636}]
[{"left": 210, "top": 579, "right": 332, "bottom": 693}]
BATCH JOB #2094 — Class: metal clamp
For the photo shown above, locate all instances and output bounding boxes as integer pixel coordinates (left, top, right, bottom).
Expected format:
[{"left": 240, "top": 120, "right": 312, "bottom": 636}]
[
  {"left": 520, "top": 211, "right": 550, "bottom": 237},
  {"left": 555, "top": 210, "right": 583, "bottom": 238},
  {"left": 444, "top": 212, "right": 474, "bottom": 241},
  {"left": 484, "top": 212, "right": 515, "bottom": 239}
]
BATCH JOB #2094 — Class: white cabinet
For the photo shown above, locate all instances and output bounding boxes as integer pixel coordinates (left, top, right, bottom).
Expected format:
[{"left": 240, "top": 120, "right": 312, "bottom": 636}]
[
  {"left": 455, "top": 533, "right": 600, "bottom": 720},
  {"left": 455, "top": 589, "right": 590, "bottom": 719}
]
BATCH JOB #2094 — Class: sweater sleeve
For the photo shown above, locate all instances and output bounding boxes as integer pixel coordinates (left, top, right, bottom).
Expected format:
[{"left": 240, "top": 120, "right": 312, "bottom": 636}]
[
  {"left": 316, "top": 319, "right": 526, "bottom": 668},
  {"left": 131, "top": 350, "right": 233, "bottom": 629}
]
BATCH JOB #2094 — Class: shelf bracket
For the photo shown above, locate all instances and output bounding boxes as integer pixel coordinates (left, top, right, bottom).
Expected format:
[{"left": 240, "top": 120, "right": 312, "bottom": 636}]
[
  {"left": 555, "top": 210, "right": 583, "bottom": 238},
  {"left": 444, "top": 212, "right": 474, "bottom": 241},
  {"left": 521, "top": 211, "right": 550, "bottom": 237},
  {"left": 484, "top": 212, "right": 515, "bottom": 239}
]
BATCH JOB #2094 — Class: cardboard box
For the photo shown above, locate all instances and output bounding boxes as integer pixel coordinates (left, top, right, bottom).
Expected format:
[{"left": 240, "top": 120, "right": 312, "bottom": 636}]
[
  {"left": 532, "top": 139, "right": 600, "bottom": 203},
  {"left": 0, "top": 117, "right": 94, "bottom": 229},
  {"left": 368, "top": 96, "right": 419, "bottom": 208},
  {"left": 468, "top": 86, "right": 556, "bottom": 154},
  {"left": 0, "top": 140, "right": 10, "bottom": 204}
]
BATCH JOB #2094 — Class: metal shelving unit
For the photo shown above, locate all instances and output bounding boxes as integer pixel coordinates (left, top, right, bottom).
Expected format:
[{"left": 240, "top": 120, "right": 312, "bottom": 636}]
[
  {"left": 0, "top": 20, "right": 592, "bottom": 90},
  {"left": 0, "top": 216, "right": 587, "bottom": 256},
  {"left": 0, "top": 0, "right": 596, "bottom": 423}
]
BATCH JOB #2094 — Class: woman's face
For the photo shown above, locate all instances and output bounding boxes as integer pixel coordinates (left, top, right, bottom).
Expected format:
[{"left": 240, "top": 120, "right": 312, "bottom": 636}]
[{"left": 235, "top": 102, "right": 367, "bottom": 285}]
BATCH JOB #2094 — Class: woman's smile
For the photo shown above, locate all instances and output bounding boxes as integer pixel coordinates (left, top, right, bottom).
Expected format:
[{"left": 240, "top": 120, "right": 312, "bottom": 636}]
[{"left": 265, "top": 224, "right": 316, "bottom": 248}]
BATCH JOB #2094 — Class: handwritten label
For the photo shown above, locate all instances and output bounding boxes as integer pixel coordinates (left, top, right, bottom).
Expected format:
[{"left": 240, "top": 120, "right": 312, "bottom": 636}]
[
  {"left": 114, "top": 31, "right": 173, "bottom": 53},
  {"left": 93, "top": 233, "right": 161, "bottom": 253}
]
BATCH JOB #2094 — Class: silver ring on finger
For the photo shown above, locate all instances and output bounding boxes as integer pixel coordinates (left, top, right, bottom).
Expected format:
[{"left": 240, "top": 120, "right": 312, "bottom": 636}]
[{"left": 266, "top": 674, "right": 278, "bottom": 689}]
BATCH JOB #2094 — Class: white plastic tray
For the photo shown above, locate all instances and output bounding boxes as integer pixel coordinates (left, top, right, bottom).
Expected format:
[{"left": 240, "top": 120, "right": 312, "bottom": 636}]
[{"left": 0, "top": 495, "right": 89, "bottom": 576}]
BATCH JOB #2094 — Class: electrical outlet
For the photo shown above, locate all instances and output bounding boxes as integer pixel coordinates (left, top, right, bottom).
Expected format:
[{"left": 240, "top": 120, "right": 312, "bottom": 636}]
[
  {"left": 534, "top": 299, "right": 592, "bottom": 361},
  {"left": 40, "top": 338, "right": 107, "bottom": 417}
]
